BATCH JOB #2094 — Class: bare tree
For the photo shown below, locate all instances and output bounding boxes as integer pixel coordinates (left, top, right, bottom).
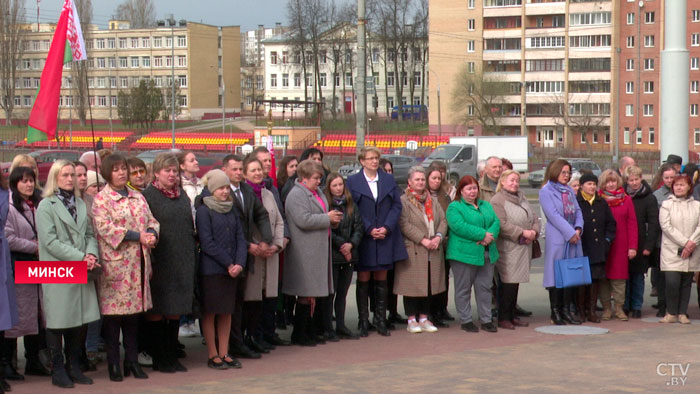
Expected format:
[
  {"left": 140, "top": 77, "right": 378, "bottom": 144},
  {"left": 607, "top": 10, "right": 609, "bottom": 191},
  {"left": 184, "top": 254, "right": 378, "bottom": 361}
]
[
  {"left": 0, "top": 0, "right": 26, "bottom": 126},
  {"left": 550, "top": 93, "right": 610, "bottom": 148},
  {"left": 451, "top": 65, "right": 512, "bottom": 135},
  {"left": 377, "top": 0, "right": 413, "bottom": 120},
  {"left": 114, "top": 0, "right": 156, "bottom": 28},
  {"left": 72, "top": 0, "right": 92, "bottom": 125},
  {"left": 287, "top": 0, "right": 310, "bottom": 113},
  {"left": 414, "top": 0, "right": 428, "bottom": 119}
]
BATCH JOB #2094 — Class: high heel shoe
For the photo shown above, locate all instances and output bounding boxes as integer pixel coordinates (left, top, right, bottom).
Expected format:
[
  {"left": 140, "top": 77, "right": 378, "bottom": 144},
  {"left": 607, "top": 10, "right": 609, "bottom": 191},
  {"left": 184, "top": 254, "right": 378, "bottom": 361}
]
[
  {"left": 123, "top": 361, "right": 148, "bottom": 379},
  {"left": 108, "top": 363, "right": 123, "bottom": 382}
]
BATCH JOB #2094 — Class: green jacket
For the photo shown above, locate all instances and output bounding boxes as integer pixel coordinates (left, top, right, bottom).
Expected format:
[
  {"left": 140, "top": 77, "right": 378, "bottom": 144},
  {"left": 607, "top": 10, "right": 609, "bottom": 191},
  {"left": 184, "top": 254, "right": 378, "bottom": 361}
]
[{"left": 446, "top": 198, "right": 500, "bottom": 266}]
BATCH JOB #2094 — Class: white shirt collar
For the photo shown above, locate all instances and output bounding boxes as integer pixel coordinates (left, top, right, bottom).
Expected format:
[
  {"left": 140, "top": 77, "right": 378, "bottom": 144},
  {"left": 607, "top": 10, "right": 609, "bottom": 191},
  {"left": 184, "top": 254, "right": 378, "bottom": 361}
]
[{"left": 363, "top": 170, "right": 379, "bottom": 183}]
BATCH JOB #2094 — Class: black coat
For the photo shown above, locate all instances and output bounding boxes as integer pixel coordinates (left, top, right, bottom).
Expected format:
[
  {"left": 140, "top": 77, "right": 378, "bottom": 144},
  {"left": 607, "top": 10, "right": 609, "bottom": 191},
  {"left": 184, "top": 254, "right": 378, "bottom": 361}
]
[
  {"left": 195, "top": 204, "right": 248, "bottom": 276},
  {"left": 628, "top": 181, "right": 659, "bottom": 274},
  {"left": 576, "top": 192, "right": 617, "bottom": 265},
  {"left": 329, "top": 197, "right": 364, "bottom": 264}
]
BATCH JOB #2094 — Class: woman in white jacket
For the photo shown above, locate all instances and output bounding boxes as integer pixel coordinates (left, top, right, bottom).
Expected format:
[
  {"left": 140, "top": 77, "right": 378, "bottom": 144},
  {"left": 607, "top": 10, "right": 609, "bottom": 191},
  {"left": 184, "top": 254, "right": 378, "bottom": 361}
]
[{"left": 658, "top": 174, "right": 700, "bottom": 324}]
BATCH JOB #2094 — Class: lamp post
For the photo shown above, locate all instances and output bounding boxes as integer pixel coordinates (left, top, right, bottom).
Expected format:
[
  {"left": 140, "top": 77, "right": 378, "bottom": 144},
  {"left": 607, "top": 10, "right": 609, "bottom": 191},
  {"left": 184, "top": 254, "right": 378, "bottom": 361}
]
[
  {"left": 108, "top": 56, "right": 114, "bottom": 149},
  {"left": 428, "top": 68, "right": 441, "bottom": 137},
  {"left": 168, "top": 15, "right": 176, "bottom": 149},
  {"left": 68, "top": 76, "right": 73, "bottom": 149}
]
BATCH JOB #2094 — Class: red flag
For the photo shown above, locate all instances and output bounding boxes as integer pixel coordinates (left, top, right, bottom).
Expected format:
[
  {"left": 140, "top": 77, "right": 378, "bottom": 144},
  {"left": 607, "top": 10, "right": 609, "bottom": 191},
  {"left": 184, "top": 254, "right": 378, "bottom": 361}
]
[{"left": 266, "top": 135, "right": 277, "bottom": 187}]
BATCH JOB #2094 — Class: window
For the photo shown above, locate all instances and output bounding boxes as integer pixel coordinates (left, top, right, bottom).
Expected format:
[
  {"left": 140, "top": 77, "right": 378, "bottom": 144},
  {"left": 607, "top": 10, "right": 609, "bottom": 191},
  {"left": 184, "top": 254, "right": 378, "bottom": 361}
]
[
  {"left": 468, "top": 105, "right": 475, "bottom": 116},
  {"left": 468, "top": 40, "right": 475, "bottom": 52},
  {"left": 527, "top": 59, "right": 564, "bottom": 71},
  {"left": 692, "top": 81, "right": 699, "bottom": 93},
  {"left": 107, "top": 38, "right": 115, "bottom": 49},
  {"left": 569, "top": 58, "right": 610, "bottom": 72},
  {"left": 177, "top": 75, "right": 187, "bottom": 87},
  {"left": 154, "top": 37, "right": 162, "bottom": 47},
  {"left": 96, "top": 58, "right": 105, "bottom": 68},
  {"left": 387, "top": 72, "right": 395, "bottom": 87},
  {"left": 111, "top": 96, "right": 118, "bottom": 107},
  {"left": 334, "top": 73, "right": 340, "bottom": 87},
  {"left": 110, "top": 77, "right": 117, "bottom": 88},
  {"left": 120, "top": 77, "right": 128, "bottom": 88},
  {"left": 401, "top": 72, "right": 408, "bottom": 86},
  {"left": 644, "top": 58, "right": 654, "bottom": 70},
  {"left": 530, "top": 36, "right": 566, "bottom": 48},
  {"left": 282, "top": 51, "right": 289, "bottom": 64},
  {"left": 97, "top": 96, "right": 107, "bottom": 107},
  {"left": 293, "top": 73, "right": 300, "bottom": 87},
  {"left": 177, "top": 36, "right": 187, "bottom": 47},
  {"left": 165, "top": 56, "right": 172, "bottom": 67},
  {"left": 636, "top": 129, "right": 643, "bottom": 144},
  {"left": 649, "top": 128, "right": 655, "bottom": 144},
  {"left": 692, "top": 104, "right": 699, "bottom": 117},
  {"left": 320, "top": 73, "right": 327, "bottom": 87},
  {"left": 131, "top": 38, "right": 138, "bottom": 48},
  {"left": 527, "top": 81, "right": 564, "bottom": 93},
  {"left": 345, "top": 73, "right": 353, "bottom": 86},
  {"left": 371, "top": 49, "right": 379, "bottom": 63},
  {"left": 625, "top": 105, "right": 633, "bottom": 116},
  {"left": 319, "top": 50, "right": 327, "bottom": 64},
  {"left": 153, "top": 56, "right": 162, "bottom": 67},
  {"left": 644, "top": 81, "right": 654, "bottom": 94},
  {"left": 644, "top": 35, "right": 654, "bottom": 47},
  {"left": 569, "top": 80, "right": 610, "bottom": 93},
  {"left": 626, "top": 13, "right": 634, "bottom": 25},
  {"left": 165, "top": 37, "right": 172, "bottom": 47},
  {"left": 693, "top": 33, "right": 700, "bottom": 47},
  {"left": 414, "top": 72, "right": 421, "bottom": 86},
  {"left": 97, "top": 78, "right": 106, "bottom": 88},
  {"left": 270, "top": 74, "right": 277, "bottom": 87},
  {"left": 468, "top": 19, "right": 475, "bottom": 31},
  {"left": 592, "top": 132, "right": 598, "bottom": 144},
  {"left": 119, "top": 38, "right": 127, "bottom": 48},
  {"left": 696, "top": 128, "right": 700, "bottom": 145},
  {"left": 626, "top": 36, "right": 634, "bottom": 48},
  {"left": 154, "top": 76, "right": 163, "bottom": 87},
  {"left": 694, "top": 10, "right": 700, "bottom": 22},
  {"left": 624, "top": 128, "right": 630, "bottom": 144},
  {"left": 177, "top": 56, "right": 187, "bottom": 67},
  {"left": 108, "top": 57, "right": 116, "bottom": 68},
  {"left": 270, "top": 51, "right": 277, "bottom": 64},
  {"left": 626, "top": 81, "right": 634, "bottom": 94},
  {"left": 693, "top": 57, "right": 699, "bottom": 70},
  {"left": 96, "top": 39, "right": 105, "bottom": 49},
  {"left": 142, "top": 57, "right": 150, "bottom": 67},
  {"left": 643, "top": 104, "right": 653, "bottom": 116},
  {"left": 645, "top": 12, "right": 655, "bottom": 24},
  {"left": 605, "top": 130, "right": 611, "bottom": 144},
  {"left": 306, "top": 73, "right": 313, "bottom": 87},
  {"left": 142, "top": 37, "right": 150, "bottom": 48},
  {"left": 468, "top": 62, "right": 475, "bottom": 73},
  {"left": 23, "top": 96, "right": 32, "bottom": 106},
  {"left": 131, "top": 57, "right": 139, "bottom": 68},
  {"left": 119, "top": 57, "right": 128, "bottom": 68},
  {"left": 282, "top": 74, "right": 289, "bottom": 87},
  {"left": 569, "top": 12, "right": 612, "bottom": 26},
  {"left": 626, "top": 59, "right": 634, "bottom": 71},
  {"left": 580, "top": 132, "right": 586, "bottom": 144},
  {"left": 468, "top": 0, "right": 475, "bottom": 9}
]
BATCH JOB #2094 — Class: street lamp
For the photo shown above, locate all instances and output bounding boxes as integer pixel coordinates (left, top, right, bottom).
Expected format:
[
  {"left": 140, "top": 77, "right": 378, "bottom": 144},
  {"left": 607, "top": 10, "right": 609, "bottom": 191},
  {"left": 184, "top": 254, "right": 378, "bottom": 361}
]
[
  {"left": 428, "top": 68, "right": 441, "bottom": 137},
  {"left": 158, "top": 16, "right": 177, "bottom": 149}
]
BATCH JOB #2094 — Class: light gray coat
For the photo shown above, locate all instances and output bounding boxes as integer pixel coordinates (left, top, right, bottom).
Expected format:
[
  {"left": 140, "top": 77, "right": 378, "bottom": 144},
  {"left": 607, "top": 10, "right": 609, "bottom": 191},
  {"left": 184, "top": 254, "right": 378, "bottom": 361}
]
[
  {"left": 282, "top": 181, "right": 333, "bottom": 297},
  {"left": 36, "top": 195, "right": 100, "bottom": 330}
]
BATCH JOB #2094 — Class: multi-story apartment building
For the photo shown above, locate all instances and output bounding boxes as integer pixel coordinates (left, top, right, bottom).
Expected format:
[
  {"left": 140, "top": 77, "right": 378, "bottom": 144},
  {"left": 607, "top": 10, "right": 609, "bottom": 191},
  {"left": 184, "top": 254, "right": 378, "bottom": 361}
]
[
  {"left": 262, "top": 24, "right": 429, "bottom": 118},
  {"left": 3, "top": 20, "right": 240, "bottom": 122},
  {"left": 430, "top": 0, "right": 615, "bottom": 150},
  {"left": 241, "top": 23, "right": 286, "bottom": 113}
]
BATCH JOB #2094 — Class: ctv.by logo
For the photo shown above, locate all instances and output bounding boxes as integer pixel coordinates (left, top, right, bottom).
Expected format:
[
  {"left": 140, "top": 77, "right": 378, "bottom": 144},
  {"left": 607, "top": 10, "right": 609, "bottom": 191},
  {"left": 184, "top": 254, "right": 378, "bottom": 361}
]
[{"left": 657, "top": 363, "right": 690, "bottom": 386}]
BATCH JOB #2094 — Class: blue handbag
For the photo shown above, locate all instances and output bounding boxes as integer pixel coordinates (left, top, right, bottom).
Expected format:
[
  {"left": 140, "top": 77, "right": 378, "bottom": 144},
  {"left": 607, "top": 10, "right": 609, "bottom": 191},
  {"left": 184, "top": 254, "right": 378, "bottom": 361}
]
[{"left": 554, "top": 243, "right": 592, "bottom": 288}]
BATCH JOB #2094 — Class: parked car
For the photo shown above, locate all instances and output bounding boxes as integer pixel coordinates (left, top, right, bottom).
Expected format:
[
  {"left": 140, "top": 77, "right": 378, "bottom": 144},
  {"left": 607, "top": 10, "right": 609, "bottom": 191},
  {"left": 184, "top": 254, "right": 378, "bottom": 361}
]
[
  {"left": 337, "top": 154, "right": 419, "bottom": 185},
  {"left": 528, "top": 158, "right": 602, "bottom": 188},
  {"left": 136, "top": 149, "right": 224, "bottom": 178},
  {"left": 28, "top": 150, "right": 82, "bottom": 185}
]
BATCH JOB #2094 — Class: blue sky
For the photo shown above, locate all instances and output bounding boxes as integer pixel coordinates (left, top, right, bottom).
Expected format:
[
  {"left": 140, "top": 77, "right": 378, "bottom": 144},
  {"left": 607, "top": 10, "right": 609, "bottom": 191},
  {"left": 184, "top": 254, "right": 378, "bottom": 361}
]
[{"left": 27, "top": 0, "right": 289, "bottom": 32}]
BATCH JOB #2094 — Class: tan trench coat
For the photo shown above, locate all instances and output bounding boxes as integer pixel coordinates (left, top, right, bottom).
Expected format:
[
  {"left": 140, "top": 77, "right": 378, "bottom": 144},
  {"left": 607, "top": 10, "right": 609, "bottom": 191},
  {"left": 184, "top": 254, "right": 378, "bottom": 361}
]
[
  {"left": 394, "top": 193, "right": 447, "bottom": 297},
  {"left": 92, "top": 185, "right": 160, "bottom": 315},
  {"left": 490, "top": 190, "right": 540, "bottom": 284},
  {"left": 244, "top": 188, "right": 285, "bottom": 301}
]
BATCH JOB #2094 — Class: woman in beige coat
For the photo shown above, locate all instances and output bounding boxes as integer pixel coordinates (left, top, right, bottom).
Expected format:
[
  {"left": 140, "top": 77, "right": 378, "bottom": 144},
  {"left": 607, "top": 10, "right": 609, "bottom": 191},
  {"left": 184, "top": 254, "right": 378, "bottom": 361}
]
[
  {"left": 658, "top": 174, "right": 700, "bottom": 324},
  {"left": 490, "top": 170, "right": 540, "bottom": 330},
  {"left": 395, "top": 166, "right": 447, "bottom": 334},
  {"left": 242, "top": 157, "right": 285, "bottom": 350}
]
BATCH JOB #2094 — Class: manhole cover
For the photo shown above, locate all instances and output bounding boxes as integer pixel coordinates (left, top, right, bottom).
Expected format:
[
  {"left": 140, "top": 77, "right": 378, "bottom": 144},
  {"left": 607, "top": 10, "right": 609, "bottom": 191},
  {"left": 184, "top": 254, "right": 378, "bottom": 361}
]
[
  {"left": 641, "top": 317, "right": 700, "bottom": 324},
  {"left": 535, "top": 325, "right": 609, "bottom": 335}
]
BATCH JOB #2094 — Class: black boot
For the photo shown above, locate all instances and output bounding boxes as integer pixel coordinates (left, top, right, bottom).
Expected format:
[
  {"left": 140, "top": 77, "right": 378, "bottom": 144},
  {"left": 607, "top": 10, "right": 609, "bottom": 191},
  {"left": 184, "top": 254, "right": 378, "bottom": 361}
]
[
  {"left": 548, "top": 288, "right": 565, "bottom": 325},
  {"left": 166, "top": 320, "right": 187, "bottom": 372},
  {"left": 123, "top": 360, "right": 148, "bottom": 379},
  {"left": 65, "top": 327, "right": 93, "bottom": 385},
  {"left": 374, "top": 280, "right": 391, "bottom": 337},
  {"left": 1, "top": 337, "right": 23, "bottom": 381},
  {"left": 560, "top": 305, "right": 582, "bottom": 325},
  {"left": 150, "top": 321, "right": 175, "bottom": 373},
  {"left": 291, "top": 303, "right": 315, "bottom": 347},
  {"left": 356, "top": 281, "right": 370, "bottom": 337},
  {"left": 46, "top": 330, "right": 74, "bottom": 388},
  {"left": 108, "top": 363, "right": 123, "bottom": 382}
]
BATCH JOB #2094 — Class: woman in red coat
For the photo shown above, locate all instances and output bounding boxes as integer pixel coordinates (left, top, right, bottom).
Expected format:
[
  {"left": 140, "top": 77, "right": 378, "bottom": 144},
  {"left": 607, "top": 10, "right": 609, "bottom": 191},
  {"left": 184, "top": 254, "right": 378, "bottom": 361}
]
[{"left": 598, "top": 170, "right": 638, "bottom": 321}]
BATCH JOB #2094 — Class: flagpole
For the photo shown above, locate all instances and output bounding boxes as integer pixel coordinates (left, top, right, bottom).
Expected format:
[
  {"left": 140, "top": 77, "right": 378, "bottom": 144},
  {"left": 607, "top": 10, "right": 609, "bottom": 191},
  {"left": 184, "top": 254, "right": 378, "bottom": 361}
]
[{"left": 84, "top": 72, "right": 100, "bottom": 191}]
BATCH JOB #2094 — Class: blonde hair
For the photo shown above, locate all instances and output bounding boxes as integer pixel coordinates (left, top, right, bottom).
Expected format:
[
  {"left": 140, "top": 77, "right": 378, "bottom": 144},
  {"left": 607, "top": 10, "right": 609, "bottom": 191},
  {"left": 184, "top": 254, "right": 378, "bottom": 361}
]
[
  {"left": 10, "top": 154, "right": 39, "bottom": 180},
  {"left": 496, "top": 170, "right": 520, "bottom": 192},
  {"left": 152, "top": 153, "right": 180, "bottom": 175},
  {"left": 296, "top": 159, "right": 324, "bottom": 180},
  {"left": 626, "top": 165, "right": 643, "bottom": 178},
  {"left": 43, "top": 160, "right": 81, "bottom": 198},
  {"left": 598, "top": 169, "right": 623, "bottom": 190},
  {"left": 358, "top": 146, "right": 381, "bottom": 161}
]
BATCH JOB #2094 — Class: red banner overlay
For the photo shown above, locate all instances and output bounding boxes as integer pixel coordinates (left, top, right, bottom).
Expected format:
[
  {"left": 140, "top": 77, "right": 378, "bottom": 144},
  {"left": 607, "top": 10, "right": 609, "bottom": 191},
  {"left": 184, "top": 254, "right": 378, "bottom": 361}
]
[{"left": 15, "top": 261, "right": 87, "bottom": 284}]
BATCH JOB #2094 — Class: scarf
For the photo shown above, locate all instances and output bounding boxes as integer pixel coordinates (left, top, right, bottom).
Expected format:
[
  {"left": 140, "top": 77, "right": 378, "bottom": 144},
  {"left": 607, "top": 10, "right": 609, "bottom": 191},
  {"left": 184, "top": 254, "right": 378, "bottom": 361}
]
[
  {"left": 580, "top": 189, "right": 596, "bottom": 206},
  {"left": 600, "top": 188, "right": 626, "bottom": 207},
  {"left": 333, "top": 195, "right": 346, "bottom": 208},
  {"left": 56, "top": 188, "right": 77, "bottom": 221},
  {"left": 549, "top": 181, "right": 576, "bottom": 225},
  {"left": 152, "top": 180, "right": 180, "bottom": 199},
  {"left": 127, "top": 181, "right": 143, "bottom": 192},
  {"left": 626, "top": 182, "right": 649, "bottom": 199},
  {"left": 245, "top": 180, "right": 265, "bottom": 202},
  {"left": 203, "top": 196, "right": 234, "bottom": 214},
  {"left": 406, "top": 186, "right": 435, "bottom": 237}
]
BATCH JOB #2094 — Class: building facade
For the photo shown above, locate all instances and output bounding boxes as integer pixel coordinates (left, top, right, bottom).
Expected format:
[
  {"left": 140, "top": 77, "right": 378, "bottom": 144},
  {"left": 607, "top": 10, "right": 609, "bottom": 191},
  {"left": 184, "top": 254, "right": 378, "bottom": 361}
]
[
  {"left": 240, "top": 23, "right": 286, "bottom": 113},
  {"left": 3, "top": 20, "right": 240, "bottom": 123},
  {"left": 262, "top": 24, "right": 429, "bottom": 118}
]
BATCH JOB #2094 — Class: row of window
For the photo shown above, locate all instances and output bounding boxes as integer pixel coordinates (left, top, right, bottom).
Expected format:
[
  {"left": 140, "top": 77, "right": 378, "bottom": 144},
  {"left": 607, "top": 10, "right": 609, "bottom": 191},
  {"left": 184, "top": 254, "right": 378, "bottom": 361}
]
[
  {"left": 624, "top": 58, "right": 656, "bottom": 71},
  {"left": 268, "top": 71, "right": 423, "bottom": 89},
  {"left": 270, "top": 48, "right": 423, "bottom": 66},
  {"left": 623, "top": 128, "right": 654, "bottom": 145},
  {"left": 23, "top": 36, "right": 187, "bottom": 52},
  {"left": 489, "top": 58, "right": 611, "bottom": 73},
  {"left": 9, "top": 94, "right": 188, "bottom": 108},
  {"left": 569, "top": 12, "right": 611, "bottom": 26},
  {"left": 625, "top": 11, "right": 655, "bottom": 25},
  {"left": 77, "top": 56, "right": 187, "bottom": 69},
  {"left": 266, "top": 96, "right": 423, "bottom": 109}
]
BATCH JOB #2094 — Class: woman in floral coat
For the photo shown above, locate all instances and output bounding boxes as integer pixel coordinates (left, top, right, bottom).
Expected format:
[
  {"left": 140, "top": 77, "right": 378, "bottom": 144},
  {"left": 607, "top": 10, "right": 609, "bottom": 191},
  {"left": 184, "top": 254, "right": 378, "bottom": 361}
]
[{"left": 92, "top": 154, "right": 159, "bottom": 382}]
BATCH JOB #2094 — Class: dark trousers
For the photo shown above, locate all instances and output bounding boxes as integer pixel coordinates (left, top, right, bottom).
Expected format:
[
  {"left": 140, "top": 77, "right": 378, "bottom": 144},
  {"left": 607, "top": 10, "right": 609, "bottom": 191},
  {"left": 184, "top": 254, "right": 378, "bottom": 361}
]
[
  {"left": 229, "top": 275, "right": 245, "bottom": 347},
  {"left": 665, "top": 271, "right": 694, "bottom": 316},
  {"left": 102, "top": 314, "right": 139, "bottom": 364},
  {"left": 403, "top": 296, "right": 430, "bottom": 317},
  {"left": 498, "top": 283, "right": 519, "bottom": 322},
  {"left": 430, "top": 260, "right": 450, "bottom": 317},
  {"left": 314, "top": 295, "right": 334, "bottom": 334},
  {"left": 332, "top": 263, "right": 354, "bottom": 330},
  {"left": 652, "top": 248, "right": 666, "bottom": 312},
  {"left": 259, "top": 296, "right": 277, "bottom": 340},
  {"left": 243, "top": 301, "right": 262, "bottom": 339},
  {"left": 387, "top": 269, "right": 398, "bottom": 315}
]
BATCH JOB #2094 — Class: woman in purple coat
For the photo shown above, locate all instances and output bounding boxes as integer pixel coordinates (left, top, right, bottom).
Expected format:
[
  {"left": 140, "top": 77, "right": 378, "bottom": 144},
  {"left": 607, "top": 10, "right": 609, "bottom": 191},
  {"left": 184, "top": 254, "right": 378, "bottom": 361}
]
[
  {"left": 0, "top": 174, "right": 19, "bottom": 392},
  {"left": 347, "top": 147, "right": 408, "bottom": 337},
  {"left": 539, "top": 159, "right": 584, "bottom": 325}
]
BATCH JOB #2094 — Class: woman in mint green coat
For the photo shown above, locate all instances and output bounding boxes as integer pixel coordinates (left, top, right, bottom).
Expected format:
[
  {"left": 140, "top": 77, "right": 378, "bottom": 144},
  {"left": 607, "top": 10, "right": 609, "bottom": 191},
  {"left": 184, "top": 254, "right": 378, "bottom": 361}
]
[{"left": 446, "top": 175, "right": 500, "bottom": 333}]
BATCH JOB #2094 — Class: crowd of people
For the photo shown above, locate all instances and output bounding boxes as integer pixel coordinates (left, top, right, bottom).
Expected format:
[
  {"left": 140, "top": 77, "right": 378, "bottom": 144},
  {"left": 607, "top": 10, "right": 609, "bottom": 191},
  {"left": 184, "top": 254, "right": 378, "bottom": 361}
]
[{"left": 0, "top": 146, "right": 697, "bottom": 390}]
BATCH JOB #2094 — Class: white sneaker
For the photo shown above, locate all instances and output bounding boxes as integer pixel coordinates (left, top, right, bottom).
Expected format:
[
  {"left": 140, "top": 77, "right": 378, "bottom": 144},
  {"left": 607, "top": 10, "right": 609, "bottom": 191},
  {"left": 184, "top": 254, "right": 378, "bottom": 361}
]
[
  {"left": 178, "top": 325, "right": 190, "bottom": 337},
  {"left": 138, "top": 351, "right": 153, "bottom": 366},
  {"left": 406, "top": 320, "right": 422, "bottom": 333},
  {"left": 419, "top": 319, "right": 438, "bottom": 333},
  {"left": 186, "top": 322, "right": 200, "bottom": 337},
  {"left": 190, "top": 320, "right": 201, "bottom": 335}
]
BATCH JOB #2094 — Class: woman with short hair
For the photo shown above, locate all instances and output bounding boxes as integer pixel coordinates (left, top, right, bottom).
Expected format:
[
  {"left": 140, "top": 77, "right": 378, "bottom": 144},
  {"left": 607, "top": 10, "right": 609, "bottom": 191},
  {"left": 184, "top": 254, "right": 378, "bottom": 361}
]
[
  {"left": 91, "top": 153, "right": 160, "bottom": 381},
  {"left": 36, "top": 160, "right": 99, "bottom": 388},
  {"left": 126, "top": 157, "right": 148, "bottom": 193},
  {"left": 283, "top": 160, "right": 341, "bottom": 346},
  {"left": 346, "top": 147, "right": 408, "bottom": 337},
  {"left": 142, "top": 153, "right": 196, "bottom": 373}
]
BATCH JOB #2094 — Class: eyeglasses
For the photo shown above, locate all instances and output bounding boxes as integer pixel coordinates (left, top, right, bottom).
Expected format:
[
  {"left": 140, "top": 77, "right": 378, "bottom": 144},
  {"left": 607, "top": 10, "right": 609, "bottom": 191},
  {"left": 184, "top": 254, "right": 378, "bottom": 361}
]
[
  {"left": 130, "top": 169, "right": 146, "bottom": 176},
  {"left": 560, "top": 171, "right": 571, "bottom": 175},
  {"left": 363, "top": 156, "right": 379, "bottom": 161}
]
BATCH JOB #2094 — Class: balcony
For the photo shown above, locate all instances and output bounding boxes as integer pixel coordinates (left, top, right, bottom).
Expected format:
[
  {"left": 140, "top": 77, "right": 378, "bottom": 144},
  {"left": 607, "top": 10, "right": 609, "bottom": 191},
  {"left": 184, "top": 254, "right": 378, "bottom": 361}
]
[
  {"left": 484, "top": 0, "right": 523, "bottom": 17},
  {"left": 525, "top": 1, "right": 565, "bottom": 16}
]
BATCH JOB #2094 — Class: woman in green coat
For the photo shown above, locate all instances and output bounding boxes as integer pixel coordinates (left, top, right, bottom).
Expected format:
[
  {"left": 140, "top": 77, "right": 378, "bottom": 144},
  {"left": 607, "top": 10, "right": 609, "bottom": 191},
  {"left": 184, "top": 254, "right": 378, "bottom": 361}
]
[
  {"left": 446, "top": 175, "right": 500, "bottom": 334},
  {"left": 37, "top": 160, "right": 100, "bottom": 388}
]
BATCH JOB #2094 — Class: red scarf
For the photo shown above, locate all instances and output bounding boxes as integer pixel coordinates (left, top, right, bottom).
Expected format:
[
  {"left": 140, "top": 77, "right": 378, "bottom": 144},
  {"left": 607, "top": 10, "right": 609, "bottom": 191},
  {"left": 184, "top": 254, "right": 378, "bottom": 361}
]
[
  {"left": 407, "top": 186, "right": 434, "bottom": 223},
  {"left": 599, "top": 187, "right": 626, "bottom": 207},
  {"left": 152, "top": 180, "right": 180, "bottom": 199}
]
